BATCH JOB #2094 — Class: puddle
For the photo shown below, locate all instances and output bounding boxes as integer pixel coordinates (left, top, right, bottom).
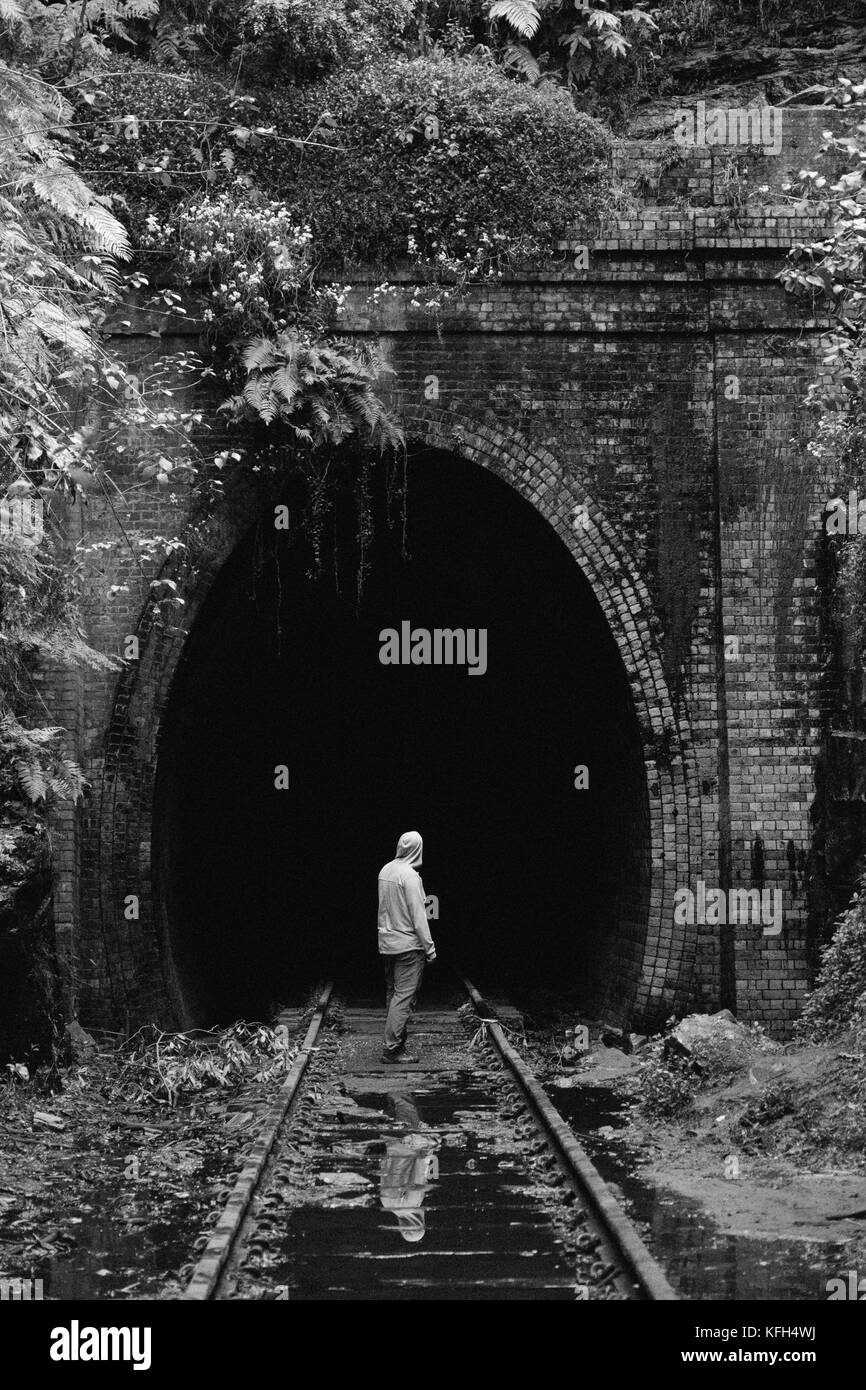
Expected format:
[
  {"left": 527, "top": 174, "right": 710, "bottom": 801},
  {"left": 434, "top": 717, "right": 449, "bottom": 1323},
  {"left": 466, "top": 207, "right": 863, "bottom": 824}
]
[
  {"left": 38, "top": 1201, "right": 198, "bottom": 1300},
  {"left": 548, "top": 1083, "right": 849, "bottom": 1300},
  {"left": 22, "top": 1137, "right": 227, "bottom": 1300},
  {"left": 234, "top": 1076, "right": 583, "bottom": 1300}
]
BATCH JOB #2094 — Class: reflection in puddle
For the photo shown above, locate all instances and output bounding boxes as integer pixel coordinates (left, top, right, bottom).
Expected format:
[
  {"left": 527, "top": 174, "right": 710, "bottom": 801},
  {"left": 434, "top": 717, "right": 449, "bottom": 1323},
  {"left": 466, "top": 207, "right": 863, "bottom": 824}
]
[
  {"left": 379, "top": 1093, "right": 439, "bottom": 1244},
  {"left": 225, "top": 1069, "right": 579, "bottom": 1298}
]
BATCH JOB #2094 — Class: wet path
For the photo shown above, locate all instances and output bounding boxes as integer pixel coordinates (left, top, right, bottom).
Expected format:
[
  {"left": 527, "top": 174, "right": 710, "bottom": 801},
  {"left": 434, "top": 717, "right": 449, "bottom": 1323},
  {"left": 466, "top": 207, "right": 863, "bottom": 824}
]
[
  {"left": 222, "top": 998, "right": 601, "bottom": 1300},
  {"left": 548, "top": 1083, "right": 852, "bottom": 1301}
]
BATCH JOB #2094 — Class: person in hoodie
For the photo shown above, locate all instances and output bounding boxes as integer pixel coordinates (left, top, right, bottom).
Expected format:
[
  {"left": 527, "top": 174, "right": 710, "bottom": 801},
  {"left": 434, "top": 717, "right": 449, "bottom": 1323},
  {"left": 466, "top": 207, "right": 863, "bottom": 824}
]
[{"left": 378, "top": 830, "right": 436, "bottom": 1063}]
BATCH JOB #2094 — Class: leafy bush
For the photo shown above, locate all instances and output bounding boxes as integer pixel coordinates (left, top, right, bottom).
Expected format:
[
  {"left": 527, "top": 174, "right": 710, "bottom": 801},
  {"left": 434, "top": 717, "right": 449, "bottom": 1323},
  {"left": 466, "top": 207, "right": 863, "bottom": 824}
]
[
  {"left": 688, "top": 1030, "right": 752, "bottom": 1084},
  {"left": 797, "top": 881, "right": 866, "bottom": 1040},
  {"left": 635, "top": 1048, "right": 696, "bottom": 1118},
  {"left": 0, "top": 513, "right": 119, "bottom": 790},
  {"left": 66, "top": 45, "right": 610, "bottom": 604},
  {"left": 634, "top": 1016, "right": 772, "bottom": 1119},
  {"left": 486, "top": 0, "right": 658, "bottom": 107},
  {"left": 0, "top": 60, "right": 132, "bottom": 484},
  {"left": 240, "top": 0, "right": 412, "bottom": 80},
  {"left": 86, "top": 52, "right": 611, "bottom": 275},
  {"left": 260, "top": 51, "right": 610, "bottom": 275},
  {"left": 730, "top": 1080, "right": 798, "bottom": 1148},
  {"left": 141, "top": 192, "right": 318, "bottom": 341}
]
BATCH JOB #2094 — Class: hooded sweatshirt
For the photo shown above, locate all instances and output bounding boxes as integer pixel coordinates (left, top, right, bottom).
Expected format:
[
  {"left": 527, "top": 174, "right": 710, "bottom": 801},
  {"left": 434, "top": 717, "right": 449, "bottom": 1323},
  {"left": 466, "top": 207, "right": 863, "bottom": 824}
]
[{"left": 378, "top": 831, "right": 435, "bottom": 957}]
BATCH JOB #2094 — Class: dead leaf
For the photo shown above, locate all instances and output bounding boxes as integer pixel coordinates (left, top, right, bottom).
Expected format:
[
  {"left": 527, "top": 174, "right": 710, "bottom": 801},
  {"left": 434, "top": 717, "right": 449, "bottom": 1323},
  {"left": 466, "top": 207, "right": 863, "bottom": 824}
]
[{"left": 33, "top": 1112, "right": 66, "bottom": 1131}]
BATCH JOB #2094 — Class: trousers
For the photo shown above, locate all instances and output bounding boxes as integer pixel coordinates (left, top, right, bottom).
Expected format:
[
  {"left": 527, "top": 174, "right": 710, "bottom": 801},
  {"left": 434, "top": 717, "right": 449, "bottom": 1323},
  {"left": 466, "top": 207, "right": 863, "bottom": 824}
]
[{"left": 382, "top": 949, "right": 425, "bottom": 1054}]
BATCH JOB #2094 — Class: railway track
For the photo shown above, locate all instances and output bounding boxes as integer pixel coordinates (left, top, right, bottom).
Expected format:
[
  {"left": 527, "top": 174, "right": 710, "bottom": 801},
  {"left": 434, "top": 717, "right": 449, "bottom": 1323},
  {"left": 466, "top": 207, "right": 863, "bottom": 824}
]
[{"left": 183, "top": 978, "right": 677, "bottom": 1302}]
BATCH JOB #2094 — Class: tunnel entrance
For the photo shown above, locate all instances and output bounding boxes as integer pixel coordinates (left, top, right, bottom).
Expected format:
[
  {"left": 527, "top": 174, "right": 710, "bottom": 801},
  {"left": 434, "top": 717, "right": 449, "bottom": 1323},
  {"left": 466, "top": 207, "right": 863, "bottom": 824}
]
[{"left": 153, "top": 449, "right": 650, "bottom": 1026}]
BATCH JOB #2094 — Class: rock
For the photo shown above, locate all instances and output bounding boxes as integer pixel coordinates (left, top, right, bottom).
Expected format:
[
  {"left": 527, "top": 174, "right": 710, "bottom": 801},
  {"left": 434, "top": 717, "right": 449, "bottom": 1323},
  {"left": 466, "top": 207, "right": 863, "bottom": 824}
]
[
  {"left": 584, "top": 1044, "right": 636, "bottom": 1076},
  {"left": 629, "top": 1033, "right": 648, "bottom": 1052},
  {"left": 665, "top": 1010, "right": 750, "bottom": 1069},
  {"left": 67, "top": 1020, "right": 97, "bottom": 1059}
]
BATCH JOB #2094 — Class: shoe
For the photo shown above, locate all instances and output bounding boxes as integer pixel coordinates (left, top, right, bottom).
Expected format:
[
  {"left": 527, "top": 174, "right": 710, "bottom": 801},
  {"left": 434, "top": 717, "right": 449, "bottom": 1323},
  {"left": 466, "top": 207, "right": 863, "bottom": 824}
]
[{"left": 382, "top": 1049, "right": 420, "bottom": 1064}]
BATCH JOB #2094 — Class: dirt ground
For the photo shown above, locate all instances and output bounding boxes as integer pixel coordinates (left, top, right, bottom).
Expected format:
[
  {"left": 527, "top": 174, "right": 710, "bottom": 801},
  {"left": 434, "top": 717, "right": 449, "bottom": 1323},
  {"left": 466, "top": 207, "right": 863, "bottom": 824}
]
[
  {"left": 0, "top": 1025, "right": 294, "bottom": 1299},
  {"left": 547, "top": 1035, "right": 866, "bottom": 1267}
]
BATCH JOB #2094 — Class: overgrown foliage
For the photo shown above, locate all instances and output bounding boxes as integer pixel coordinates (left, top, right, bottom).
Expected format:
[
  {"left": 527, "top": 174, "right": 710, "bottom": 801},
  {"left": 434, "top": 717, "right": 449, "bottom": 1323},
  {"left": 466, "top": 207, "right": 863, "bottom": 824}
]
[
  {"left": 0, "top": 717, "right": 86, "bottom": 810},
  {"left": 87, "top": 52, "right": 611, "bottom": 276},
  {"left": 141, "top": 193, "right": 318, "bottom": 342},
  {"left": 0, "top": 519, "right": 113, "bottom": 816},
  {"left": 69, "top": 47, "right": 608, "bottom": 598},
  {"left": 485, "top": 0, "right": 658, "bottom": 105},
  {"left": 797, "top": 879, "right": 866, "bottom": 1041},
  {"left": 635, "top": 1021, "right": 768, "bottom": 1119},
  {"left": 239, "top": 0, "right": 412, "bottom": 80},
  {"left": 227, "top": 334, "right": 401, "bottom": 452},
  {"left": 780, "top": 80, "right": 866, "bottom": 410},
  {"left": 114, "top": 1020, "right": 296, "bottom": 1105},
  {"left": 634, "top": 1046, "right": 697, "bottom": 1118},
  {"left": 772, "top": 85, "right": 866, "bottom": 993}
]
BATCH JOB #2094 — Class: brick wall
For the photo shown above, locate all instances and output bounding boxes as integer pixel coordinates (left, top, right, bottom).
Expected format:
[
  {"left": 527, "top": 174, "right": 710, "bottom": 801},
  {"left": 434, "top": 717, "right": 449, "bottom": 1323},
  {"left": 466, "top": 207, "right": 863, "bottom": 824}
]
[{"left": 43, "top": 106, "right": 842, "bottom": 1037}]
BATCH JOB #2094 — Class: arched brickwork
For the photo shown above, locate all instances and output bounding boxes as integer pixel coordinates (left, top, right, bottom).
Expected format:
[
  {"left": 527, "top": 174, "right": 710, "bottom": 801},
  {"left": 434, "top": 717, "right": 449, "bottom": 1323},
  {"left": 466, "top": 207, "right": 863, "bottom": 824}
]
[{"left": 89, "top": 412, "right": 703, "bottom": 1030}]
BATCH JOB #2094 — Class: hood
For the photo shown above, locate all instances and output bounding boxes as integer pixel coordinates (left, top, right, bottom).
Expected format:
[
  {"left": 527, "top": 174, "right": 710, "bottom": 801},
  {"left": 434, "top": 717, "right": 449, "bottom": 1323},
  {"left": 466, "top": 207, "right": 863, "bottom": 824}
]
[
  {"left": 395, "top": 830, "right": 423, "bottom": 869},
  {"left": 389, "top": 1210, "right": 426, "bottom": 1242}
]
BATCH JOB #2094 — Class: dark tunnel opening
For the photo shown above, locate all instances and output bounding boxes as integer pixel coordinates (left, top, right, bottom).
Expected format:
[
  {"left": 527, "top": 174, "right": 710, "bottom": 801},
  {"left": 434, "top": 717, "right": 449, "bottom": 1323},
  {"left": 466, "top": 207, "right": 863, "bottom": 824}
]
[{"left": 153, "top": 449, "right": 651, "bottom": 1026}]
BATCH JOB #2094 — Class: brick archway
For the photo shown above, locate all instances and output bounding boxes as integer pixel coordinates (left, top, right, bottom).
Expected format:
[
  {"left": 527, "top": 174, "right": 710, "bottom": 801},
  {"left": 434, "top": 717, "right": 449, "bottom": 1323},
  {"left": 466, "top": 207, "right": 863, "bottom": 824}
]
[{"left": 88, "top": 414, "right": 702, "bottom": 1030}]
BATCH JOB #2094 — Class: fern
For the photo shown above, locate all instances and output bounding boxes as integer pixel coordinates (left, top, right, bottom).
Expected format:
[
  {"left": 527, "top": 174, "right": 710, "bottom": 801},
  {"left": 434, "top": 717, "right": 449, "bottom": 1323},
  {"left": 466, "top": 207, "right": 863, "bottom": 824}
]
[
  {"left": 229, "top": 330, "right": 403, "bottom": 456},
  {"left": 48, "top": 758, "right": 86, "bottom": 802},
  {"left": 151, "top": 15, "right": 203, "bottom": 66},
  {"left": 502, "top": 43, "right": 541, "bottom": 82},
  {"left": 29, "top": 301, "right": 93, "bottom": 357},
  {"left": 25, "top": 167, "right": 130, "bottom": 259},
  {"left": 272, "top": 362, "right": 300, "bottom": 405},
  {"left": 488, "top": 0, "right": 541, "bottom": 40},
  {"left": 20, "top": 725, "right": 64, "bottom": 746},
  {"left": 14, "top": 757, "right": 47, "bottom": 804},
  {"left": 0, "top": 45, "right": 133, "bottom": 498},
  {"left": 2, "top": 715, "right": 87, "bottom": 807},
  {"left": 0, "top": 0, "right": 26, "bottom": 21},
  {"left": 242, "top": 336, "right": 279, "bottom": 372}
]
